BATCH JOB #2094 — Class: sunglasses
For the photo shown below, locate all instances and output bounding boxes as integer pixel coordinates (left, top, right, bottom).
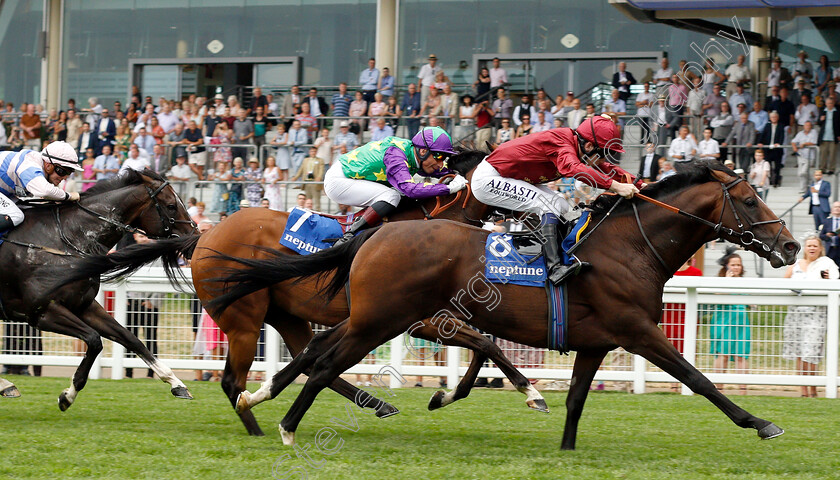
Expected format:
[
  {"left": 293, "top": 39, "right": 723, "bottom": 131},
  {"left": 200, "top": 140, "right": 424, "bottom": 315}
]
[
  {"left": 52, "top": 163, "right": 74, "bottom": 177},
  {"left": 430, "top": 151, "right": 450, "bottom": 162}
]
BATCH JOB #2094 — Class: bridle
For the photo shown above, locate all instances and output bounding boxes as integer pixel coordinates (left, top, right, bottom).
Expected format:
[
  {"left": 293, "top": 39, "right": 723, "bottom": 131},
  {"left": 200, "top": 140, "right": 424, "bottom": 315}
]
[{"left": 630, "top": 176, "right": 787, "bottom": 272}]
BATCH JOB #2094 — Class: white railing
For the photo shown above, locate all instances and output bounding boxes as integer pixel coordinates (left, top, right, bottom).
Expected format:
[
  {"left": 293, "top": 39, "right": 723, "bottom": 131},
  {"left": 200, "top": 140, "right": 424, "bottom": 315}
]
[{"left": 1, "top": 268, "right": 838, "bottom": 397}]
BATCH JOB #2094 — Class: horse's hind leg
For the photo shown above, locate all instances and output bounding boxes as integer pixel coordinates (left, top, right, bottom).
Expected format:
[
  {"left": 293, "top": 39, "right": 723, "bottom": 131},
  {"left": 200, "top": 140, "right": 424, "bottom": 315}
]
[
  {"left": 0, "top": 377, "right": 21, "bottom": 398},
  {"left": 560, "top": 349, "right": 608, "bottom": 451},
  {"left": 36, "top": 303, "right": 103, "bottom": 410},
  {"left": 627, "top": 325, "right": 783, "bottom": 440},
  {"left": 79, "top": 301, "right": 192, "bottom": 400},
  {"left": 424, "top": 323, "right": 547, "bottom": 413}
]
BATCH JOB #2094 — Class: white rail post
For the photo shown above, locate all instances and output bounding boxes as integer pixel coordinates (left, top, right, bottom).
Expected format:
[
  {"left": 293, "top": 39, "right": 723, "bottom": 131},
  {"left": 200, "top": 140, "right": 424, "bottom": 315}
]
[
  {"left": 265, "top": 325, "right": 281, "bottom": 380},
  {"left": 447, "top": 345, "right": 460, "bottom": 389},
  {"left": 389, "top": 333, "right": 404, "bottom": 389},
  {"left": 826, "top": 292, "right": 839, "bottom": 399},
  {"left": 110, "top": 283, "right": 127, "bottom": 380},
  {"left": 681, "top": 287, "right": 698, "bottom": 396},
  {"left": 633, "top": 354, "right": 646, "bottom": 394}
]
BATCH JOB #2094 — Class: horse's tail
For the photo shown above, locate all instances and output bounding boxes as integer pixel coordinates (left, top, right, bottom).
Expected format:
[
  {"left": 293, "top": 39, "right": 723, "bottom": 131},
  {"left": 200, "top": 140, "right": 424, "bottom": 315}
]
[
  {"left": 206, "top": 227, "right": 380, "bottom": 315},
  {"left": 50, "top": 235, "right": 201, "bottom": 292}
]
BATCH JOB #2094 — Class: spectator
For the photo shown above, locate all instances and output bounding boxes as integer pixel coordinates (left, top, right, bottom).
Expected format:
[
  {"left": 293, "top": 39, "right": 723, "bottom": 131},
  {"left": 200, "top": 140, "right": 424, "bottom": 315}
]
[
  {"left": 795, "top": 94, "right": 819, "bottom": 136},
  {"left": 92, "top": 145, "right": 120, "bottom": 181},
  {"left": 289, "top": 192, "right": 307, "bottom": 212},
  {"left": 232, "top": 111, "right": 254, "bottom": 161},
  {"left": 378, "top": 66, "right": 395, "bottom": 102},
  {"left": 211, "top": 122, "right": 233, "bottom": 166},
  {"left": 793, "top": 50, "right": 814, "bottom": 88},
  {"left": 668, "top": 125, "right": 697, "bottom": 172},
  {"left": 265, "top": 94, "right": 278, "bottom": 117},
  {"left": 474, "top": 66, "right": 491, "bottom": 101},
  {"left": 792, "top": 121, "right": 819, "bottom": 194},
  {"left": 76, "top": 123, "right": 96, "bottom": 157},
  {"left": 566, "top": 98, "right": 586, "bottom": 130},
  {"left": 658, "top": 159, "right": 676, "bottom": 180},
  {"left": 515, "top": 115, "right": 534, "bottom": 138},
  {"left": 696, "top": 127, "right": 720, "bottom": 161},
  {"left": 711, "top": 102, "right": 735, "bottom": 163},
  {"left": 206, "top": 160, "right": 229, "bottom": 213},
  {"left": 19, "top": 104, "right": 42, "bottom": 150},
  {"left": 602, "top": 89, "right": 626, "bottom": 129},
  {"left": 651, "top": 95, "right": 678, "bottom": 142},
  {"left": 149, "top": 143, "right": 170, "bottom": 177},
  {"left": 533, "top": 111, "right": 551, "bottom": 133},
  {"left": 400, "top": 83, "right": 422, "bottom": 138},
  {"left": 269, "top": 123, "right": 291, "bottom": 178},
  {"left": 83, "top": 96, "right": 103, "bottom": 128},
  {"left": 203, "top": 105, "right": 221, "bottom": 138},
  {"left": 701, "top": 58, "right": 726, "bottom": 95},
  {"left": 727, "top": 84, "right": 753, "bottom": 114},
  {"left": 370, "top": 117, "right": 393, "bottom": 142},
  {"left": 227, "top": 95, "right": 245, "bottom": 118},
  {"left": 724, "top": 54, "right": 751, "bottom": 98},
  {"left": 382, "top": 95, "right": 401, "bottom": 133},
  {"left": 433, "top": 70, "right": 450, "bottom": 92},
  {"left": 227, "top": 157, "right": 246, "bottom": 214},
  {"left": 287, "top": 119, "right": 309, "bottom": 174},
  {"left": 495, "top": 118, "right": 514, "bottom": 144},
  {"left": 473, "top": 99, "right": 495, "bottom": 150},
  {"left": 248, "top": 87, "right": 268, "bottom": 116},
  {"left": 710, "top": 249, "right": 750, "bottom": 394},
  {"left": 747, "top": 149, "right": 771, "bottom": 201},
  {"left": 93, "top": 108, "right": 116, "bottom": 151},
  {"left": 282, "top": 86, "right": 302, "bottom": 122},
  {"left": 685, "top": 77, "right": 706, "bottom": 134},
  {"left": 348, "top": 91, "right": 368, "bottom": 135},
  {"left": 79, "top": 148, "right": 96, "bottom": 191},
  {"left": 552, "top": 91, "right": 575, "bottom": 119},
  {"left": 167, "top": 122, "right": 188, "bottom": 161},
  {"left": 294, "top": 103, "right": 317, "bottom": 138},
  {"left": 535, "top": 100, "right": 554, "bottom": 125},
  {"left": 291, "top": 146, "right": 325, "bottom": 211},
  {"left": 726, "top": 112, "right": 756, "bottom": 173},
  {"left": 513, "top": 94, "right": 538, "bottom": 127},
  {"left": 491, "top": 87, "right": 513, "bottom": 127},
  {"left": 184, "top": 120, "right": 206, "bottom": 180},
  {"left": 766, "top": 87, "right": 795, "bottom": 133},
  {"left": 149, "top": 116, "right": 166, "bottom": 145},
  {"left": 535, "top": 89, "right": 553, "bottom": 108},
  {"left": 419, "top": 86, "right": 442, "bottom": 127},
  {"left": 453, "top": 94, "right": 476, "bottom": 139},
  {"left": 766, "top": 56, "right": 793, "bottom": 91},
  {"left": 65, "top": 109, "right": 83, "bottom": 148},
  {"left": 314, "top": 128, "right": 333, "bottom": 166},
  {"left": 331, "top": 82, "right": 353, "bottom": 125},
  {"left": 332, "top": 120, "right": 359, "bottom": 162},
  {"left": 819, "top": 201, "right": 840, "bottom": 267},
  {"left": 440, "top": 84, "right": 459, "bottom": 132},
  {"left": 791, "top": 79, "right": 812, "bottom": 110},
  {"left": 489, "top": 57, "right": 507, "bottom": 89},
  {"left": 191, "top": 201, "right": 210, "bottom": 225},
  {"left": 368, "top": 93, "right": 387, "bottom": 120},
  {"left": 702, "top": 83, "right": 725, "bottom": 120},
  {"left": 418, "top": 54, "right": 442, "bottom": 103},
  {"left": 635, "top": 82, "right": 657, "bottom": 143},
  {"left": 120, "top": 144, "right": 150, "bottom": 174},
  {"left": 244, "top": 158, "right": 264, "bottom": 207},
  {"left": 262, "top": 156, "right": 283, "bottom": 210},
  {"left": 180, "top": 101, "right": 201, "bottom": 127},
  {"left": 611, "top": 62, "right": 636, "bottom": 101},
  {"left": 637, "top": 143, "right": 661, "bottom": 183},
  {"left": 653, "top": 57, "right": 673, "bottom": 88},
  {"left": 819, "top": 97, "right": 840, "bottom": 174},
  {"left": 783, "top": 234, "right": 839, "bottom": 397},
  {"left": 815, "top": 55, "right": 833, "bottom": 98},
  {"left": 114, "top": 123, "right": 133, "bottom": 154},
  {"left": 797, "top": 169, "right": 831, "bottom": 229},
  {"left": 304, "top": 87, "right": 328, "bottom": 122},
  {"left": 157, "top": 101, "right": 179, "bottom": 134},
  {"left": 132, "top": 126, "right": 155, "bottom": 156},
  {"left": 668, "top": 74, "right": 689, "bottom": 115},
  {"left": 252, "top": 106, "right": 274, "bottom": 159},
  {"left": 757, "top": 111, "right": 785, "bottom": 186},
  {"left": 748, "top": 102, "right": 769, "bottom": 138}
]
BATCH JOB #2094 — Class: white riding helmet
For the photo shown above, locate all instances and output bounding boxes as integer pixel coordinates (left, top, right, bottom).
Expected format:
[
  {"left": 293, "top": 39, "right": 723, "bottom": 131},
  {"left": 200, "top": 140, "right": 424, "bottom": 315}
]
[{"left": 41, "top": 141, "right": 84, "bottom": 171}]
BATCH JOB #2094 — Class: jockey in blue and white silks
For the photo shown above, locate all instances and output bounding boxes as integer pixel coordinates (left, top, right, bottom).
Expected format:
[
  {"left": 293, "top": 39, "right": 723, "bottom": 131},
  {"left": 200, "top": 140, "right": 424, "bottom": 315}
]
[{"left": 0, "top": 141, "right": 83, "bottom": 231}]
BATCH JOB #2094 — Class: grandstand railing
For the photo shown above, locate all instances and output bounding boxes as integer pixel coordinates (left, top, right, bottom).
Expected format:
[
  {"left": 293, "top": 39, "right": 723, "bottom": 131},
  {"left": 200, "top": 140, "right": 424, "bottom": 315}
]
[{"left": 1, "top": 269, "right": 838, "bottom": 397}]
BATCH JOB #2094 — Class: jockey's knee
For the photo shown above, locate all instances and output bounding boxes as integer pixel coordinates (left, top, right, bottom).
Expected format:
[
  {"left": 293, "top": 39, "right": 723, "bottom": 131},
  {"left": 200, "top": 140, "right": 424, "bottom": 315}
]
[
  {"left": 3, "top": 211, "right": 24, "bottom": 226},
  {"left": 375, "top": 190, "right": 401, "bottom": 208}
]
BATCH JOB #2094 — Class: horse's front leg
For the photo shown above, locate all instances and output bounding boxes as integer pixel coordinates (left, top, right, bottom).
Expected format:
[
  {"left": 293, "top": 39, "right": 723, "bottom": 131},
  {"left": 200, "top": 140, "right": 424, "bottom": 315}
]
[
  {"left": 625, "top": 324, "right": 783, "bottom": 440},
  {"left": 561, "top": 349, "right": 609, "bottom": 450}
]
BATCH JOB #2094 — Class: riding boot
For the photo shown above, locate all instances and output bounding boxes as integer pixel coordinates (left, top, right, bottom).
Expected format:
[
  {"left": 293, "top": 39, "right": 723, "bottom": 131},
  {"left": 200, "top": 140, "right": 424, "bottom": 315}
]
[
  {"left": 542, "top": 216, "right": 590, "bottom": 286},
  {"left": 0, "top": 215, "right": 14, "bottom": 232},
  {"left": 333, "top": 201, "right": 396, "bottom": 246}
]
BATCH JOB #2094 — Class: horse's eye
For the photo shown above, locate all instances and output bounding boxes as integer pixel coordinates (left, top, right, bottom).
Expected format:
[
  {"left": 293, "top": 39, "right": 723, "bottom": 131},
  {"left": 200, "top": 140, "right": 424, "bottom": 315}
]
[
  {"left": 168, "top": 204, "right": 177, "bottom": 211},
  {"left": 745, "top": 198, "right": 757, "bottom": 207}
]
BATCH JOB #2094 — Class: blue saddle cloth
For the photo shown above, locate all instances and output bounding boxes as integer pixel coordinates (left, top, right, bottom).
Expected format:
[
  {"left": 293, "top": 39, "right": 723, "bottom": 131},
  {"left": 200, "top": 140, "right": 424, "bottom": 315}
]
[
  {"left": 483, "top": 233, "right": 547, "bottom": 287},
  {"left": 279, "top": 208, "right": 345, "bottom": 255}
]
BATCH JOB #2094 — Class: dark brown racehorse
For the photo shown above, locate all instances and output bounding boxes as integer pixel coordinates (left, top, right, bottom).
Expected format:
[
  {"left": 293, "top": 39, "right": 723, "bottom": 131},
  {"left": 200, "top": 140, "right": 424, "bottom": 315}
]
[
  {"left": 215, "top": 161, "right": 800, "bottom": 448},
  {"left": 59, "top": 149, "right": 547, "bottom": 436},
  {"left": 2, "top": 169, "right": 196, "bottom": 408}
]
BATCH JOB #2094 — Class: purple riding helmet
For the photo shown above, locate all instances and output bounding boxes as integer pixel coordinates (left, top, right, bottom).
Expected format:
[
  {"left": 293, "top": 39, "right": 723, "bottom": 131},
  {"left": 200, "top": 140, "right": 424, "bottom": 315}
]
[{"left": 411, "top": 127, "right": 457, "bottom": 162}]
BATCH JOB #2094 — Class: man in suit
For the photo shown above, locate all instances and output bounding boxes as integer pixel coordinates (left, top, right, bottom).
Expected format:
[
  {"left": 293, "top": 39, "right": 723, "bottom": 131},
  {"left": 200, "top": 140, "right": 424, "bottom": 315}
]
[
  {"left": 650, "top": 96, "right": 679, "bottom": 143},
  {"left": 611, "top": 62, "right": 637, "bottom": 102},
  {"left": 757, "top": 111, "right": 785, "bottom": 187},
  {"left": 820, "top": 201, "right": 840, "bottom": 267},
  {"left": 282, "top": 85, "right": 302, "bottom": 120},
  {"left": 637, "top": 143, "right": 661, "bottom": 183},
  {"left": 303, "top": 87, "right": 329, "bottom": 129},
  {"left": 725, "top": 112, "right": 755, "bottom": 173},
  {"left": 798, "top": 169, "right": 831, "bottom": 229},
  {"left": 149, "top": 144, "right": 171, "bottom": 176},
  {"left": 94, "top": 108, "right": 116, "bottom": 154},
  {"left": 76, "top": 122, "right": 97, "bottom": 157},
  {"left": 818, "top": 97, "right": 840, "bottom": 175}
]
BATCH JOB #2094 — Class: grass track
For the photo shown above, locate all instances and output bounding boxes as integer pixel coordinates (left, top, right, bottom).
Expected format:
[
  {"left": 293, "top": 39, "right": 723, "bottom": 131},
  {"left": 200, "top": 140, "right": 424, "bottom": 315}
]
[{"left": 1, "top": 376, "right": 840, "bottom": 479}]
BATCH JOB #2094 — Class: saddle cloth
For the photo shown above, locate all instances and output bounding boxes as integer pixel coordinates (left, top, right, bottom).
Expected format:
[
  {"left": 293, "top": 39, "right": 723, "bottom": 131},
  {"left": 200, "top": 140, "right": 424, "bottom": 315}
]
[{"left": 279, "top": 207, "right": 347, "bottom": 255}]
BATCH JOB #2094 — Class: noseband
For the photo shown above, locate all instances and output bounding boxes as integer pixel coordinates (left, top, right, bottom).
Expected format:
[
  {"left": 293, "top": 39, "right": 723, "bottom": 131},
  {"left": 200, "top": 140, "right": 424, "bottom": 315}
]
[{"left": 633, "top": 176, "right": 787, "bottom": 272}]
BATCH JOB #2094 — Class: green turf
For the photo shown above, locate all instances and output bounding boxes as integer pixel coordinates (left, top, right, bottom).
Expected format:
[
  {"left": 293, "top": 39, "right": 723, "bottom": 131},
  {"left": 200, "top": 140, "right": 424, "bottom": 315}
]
[{"left": 1, "top": 377, "right": 839, "bottom": 479}]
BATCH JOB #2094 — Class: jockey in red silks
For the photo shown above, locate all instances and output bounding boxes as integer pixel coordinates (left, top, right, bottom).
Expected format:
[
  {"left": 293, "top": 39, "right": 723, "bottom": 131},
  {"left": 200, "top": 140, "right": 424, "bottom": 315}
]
[{"left": 472, "top": 114, "right": 641, "bottom": 285}]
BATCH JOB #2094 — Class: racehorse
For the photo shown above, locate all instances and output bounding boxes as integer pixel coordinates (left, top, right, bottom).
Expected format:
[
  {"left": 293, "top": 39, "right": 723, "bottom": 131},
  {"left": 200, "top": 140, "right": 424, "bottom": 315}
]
[
  {"left": 215, "top": 161, "right": 800, "bottom": 448},
  {"left": 56, "top": 149, "right": 547, "bottom": 437},
  {"left": 1, "top": 169, "right": 196, "bottom": 408}
]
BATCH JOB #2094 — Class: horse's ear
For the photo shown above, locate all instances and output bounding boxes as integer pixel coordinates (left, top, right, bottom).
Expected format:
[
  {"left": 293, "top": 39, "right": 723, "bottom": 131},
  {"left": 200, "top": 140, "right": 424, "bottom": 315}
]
[
  {"left": 709, "top": 168, "right": 734, "bottom": 183},
  {"left": 485, "top": 141, "right": 498, "bottom": 152}
]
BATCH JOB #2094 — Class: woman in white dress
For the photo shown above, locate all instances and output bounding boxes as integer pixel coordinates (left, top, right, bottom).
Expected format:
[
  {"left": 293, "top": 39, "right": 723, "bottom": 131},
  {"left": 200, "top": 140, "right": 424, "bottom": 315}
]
[
  {"left": 262, "top": 156, "right": 283, "bottom": 211},
  {"left": 456, "top": 94, "right": 476, "bottom": 140},
  {"left": 782, "top": 235, "right": 839, "bottom": 397},
  {"left": 270, "top": 123, "right": 291, "bottom": 180}
]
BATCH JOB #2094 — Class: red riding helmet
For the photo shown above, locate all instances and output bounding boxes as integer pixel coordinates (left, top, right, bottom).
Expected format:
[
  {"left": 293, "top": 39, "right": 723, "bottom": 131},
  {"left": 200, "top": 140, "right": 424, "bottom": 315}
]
[{"left": 575, "top": 114, "right": 625, "bottom": 153}]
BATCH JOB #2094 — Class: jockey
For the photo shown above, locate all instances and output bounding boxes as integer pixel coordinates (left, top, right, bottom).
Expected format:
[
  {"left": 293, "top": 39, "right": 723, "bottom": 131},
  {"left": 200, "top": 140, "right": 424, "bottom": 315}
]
[
  {"left": 325, "top": 126, "right": 468, "bottom": 244},
  {"left": 0, "top": 141, "right": 83, "bottom": 232},
  {"left": 472, "top": 114, "right": 641, "bottom": 285}
]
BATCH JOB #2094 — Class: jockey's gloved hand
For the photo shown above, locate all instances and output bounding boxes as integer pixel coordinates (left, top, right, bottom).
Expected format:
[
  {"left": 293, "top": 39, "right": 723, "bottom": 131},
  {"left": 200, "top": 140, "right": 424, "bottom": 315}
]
[
  {"left": 66, "top": 191, "right": 80, "bottom": 202},
  {"left": 609, "top": 181, "right": 639, "bottom": 199},
  {"left": 447, "top": 174, "right": 469, "bottom": 194}
]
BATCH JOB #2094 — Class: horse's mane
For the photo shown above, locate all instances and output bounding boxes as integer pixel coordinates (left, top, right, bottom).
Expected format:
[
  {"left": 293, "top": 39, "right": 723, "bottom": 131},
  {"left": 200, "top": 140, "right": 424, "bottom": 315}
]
[
  {"left": 82, "top": 169, "right": 166, "bottom": 197},
  {"left": 449, "top": 148, "right": 485, "bottom": 175},
  {"left": 589, "top": 160, "right": 736, "bottom": 217}
]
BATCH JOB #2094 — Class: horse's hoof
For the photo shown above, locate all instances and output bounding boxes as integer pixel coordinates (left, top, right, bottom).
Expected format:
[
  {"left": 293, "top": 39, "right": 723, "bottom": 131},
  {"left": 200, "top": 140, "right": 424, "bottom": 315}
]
[
  {"left": 375, "top": 402, "right": 400, "bottom": 418},
  {"left": 171, "top": 386, "right": 193, "bottom": 400},
  {"left": 58, "top": 392, "right": 72, "bottom": 412},
  {"left": 235, "top": 391, "right": 252, "bottom": 414},
  {"left": 527, "top": 398, "right": 550, "bottom": 413},
  {"left": 279, "top": 426, "right": 296, "bottom": 446},
  {"left": 1, "top": 386, "right": 21, "bottom": 398},
  {"left": 758, "top": 423, "right": 784, "bottom": 440},
  {"left": 428, "top": 390, "right": 445, "bottom": 411}
]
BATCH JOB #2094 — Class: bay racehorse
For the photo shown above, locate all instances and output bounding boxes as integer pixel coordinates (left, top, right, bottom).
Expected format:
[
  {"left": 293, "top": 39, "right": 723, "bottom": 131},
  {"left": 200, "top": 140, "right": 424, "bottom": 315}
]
[
  {"left": 216, "top": 161, "right": 800, "bottom": 448},
  {"left": 55, "top": 149, "right": 546, "bottom": 436},
  {"left": 1, "top": 169, "right": 196, "bottom": 408}
]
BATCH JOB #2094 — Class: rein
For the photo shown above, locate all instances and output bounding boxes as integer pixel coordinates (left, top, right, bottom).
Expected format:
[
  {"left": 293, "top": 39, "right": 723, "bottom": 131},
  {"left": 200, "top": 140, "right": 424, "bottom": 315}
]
[{"left": 421, "top": 174, "right": 476, "bottom": 222}]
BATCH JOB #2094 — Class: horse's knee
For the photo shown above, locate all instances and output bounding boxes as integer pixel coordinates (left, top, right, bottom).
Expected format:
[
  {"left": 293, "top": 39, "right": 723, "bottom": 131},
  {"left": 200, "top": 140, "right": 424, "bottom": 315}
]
[{"left": 84, "top": 335, "right": 103, "bottom": 356}]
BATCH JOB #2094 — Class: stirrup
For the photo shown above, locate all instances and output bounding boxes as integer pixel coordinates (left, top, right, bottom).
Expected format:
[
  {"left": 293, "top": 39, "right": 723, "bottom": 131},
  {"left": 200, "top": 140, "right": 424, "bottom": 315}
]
[{"left": 548, "top": 259, "right": 592, "bottom": 286}]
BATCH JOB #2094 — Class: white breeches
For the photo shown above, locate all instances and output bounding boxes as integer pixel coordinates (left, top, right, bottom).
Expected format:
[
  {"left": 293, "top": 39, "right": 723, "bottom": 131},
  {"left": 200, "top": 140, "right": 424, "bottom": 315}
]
[
  {"left": 471, "top": 160, "right": 569, "bottom": 217},
  {"left": 323, "top": 162, "right": 401, "bottom": 208},
  {"left": 0, "top": 192, "right": 23, "bottom": 226}
]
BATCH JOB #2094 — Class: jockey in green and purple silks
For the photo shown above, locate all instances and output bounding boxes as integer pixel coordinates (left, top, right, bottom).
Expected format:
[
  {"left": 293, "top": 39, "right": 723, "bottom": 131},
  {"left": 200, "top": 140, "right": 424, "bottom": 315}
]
[{"left": 324, "top": 126, "right": 467, "bottom": 244}]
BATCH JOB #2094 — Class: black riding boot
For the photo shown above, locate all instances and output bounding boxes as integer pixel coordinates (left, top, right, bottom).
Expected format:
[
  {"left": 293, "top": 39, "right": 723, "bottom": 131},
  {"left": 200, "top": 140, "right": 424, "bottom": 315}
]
[
  {"left": 543, "top": 221, "right": 590, "bottom": 286},
  {"left": 333, "top": 201, "right": 396, "bottom": 246},
  {"left": 0, "top": 215, "right": 14, "bottom": 232}
]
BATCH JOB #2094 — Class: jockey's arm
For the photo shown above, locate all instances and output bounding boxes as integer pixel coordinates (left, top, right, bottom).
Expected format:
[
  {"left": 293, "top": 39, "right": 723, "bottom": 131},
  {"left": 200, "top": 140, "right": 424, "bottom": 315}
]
[
  {"left": 22, "top": 173, "right": 70, "bottom": 201},
  {"left": 383, "top": 146, "right": 450, "bottom": 199},
  {"left": 553, "top": 146, "right": 616, "bottom": 191}
]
